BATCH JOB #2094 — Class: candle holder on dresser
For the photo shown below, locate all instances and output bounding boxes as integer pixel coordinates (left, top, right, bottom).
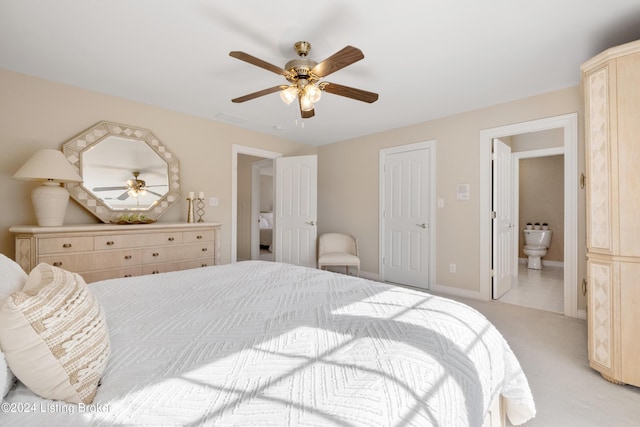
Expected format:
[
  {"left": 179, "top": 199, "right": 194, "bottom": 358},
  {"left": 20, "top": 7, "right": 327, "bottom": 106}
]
[
  {"left": 187, "top": 193, "right": 195, "bottom": 223},
  {"left": 196, "top": 198, "right": 205, "bottom": 223}
]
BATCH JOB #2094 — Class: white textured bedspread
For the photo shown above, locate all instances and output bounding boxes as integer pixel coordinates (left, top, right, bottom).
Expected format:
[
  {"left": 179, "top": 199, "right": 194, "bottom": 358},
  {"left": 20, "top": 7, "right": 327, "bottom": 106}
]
[{"left": 3, "top": 261, "right": 535, "bottom": 426}]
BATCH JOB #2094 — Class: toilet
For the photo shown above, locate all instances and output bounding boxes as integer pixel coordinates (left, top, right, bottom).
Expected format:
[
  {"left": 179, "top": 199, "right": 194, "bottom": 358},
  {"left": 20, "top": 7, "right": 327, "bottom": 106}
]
[{"left": 523, "top": 229, "right": 552, "bottom": 270}]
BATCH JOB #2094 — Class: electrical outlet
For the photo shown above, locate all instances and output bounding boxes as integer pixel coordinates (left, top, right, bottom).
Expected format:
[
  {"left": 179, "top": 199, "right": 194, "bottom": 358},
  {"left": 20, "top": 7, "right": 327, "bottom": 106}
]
[
  {"left": 449, "top": 263, "right": 456, "bottom": 273},
  {"left": 209, "top": 197, "right": 219, "bottom": 207}
]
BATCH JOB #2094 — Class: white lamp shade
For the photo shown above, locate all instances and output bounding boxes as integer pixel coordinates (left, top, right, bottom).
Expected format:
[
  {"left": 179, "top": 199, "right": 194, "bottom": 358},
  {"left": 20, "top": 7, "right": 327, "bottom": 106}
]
[
  {"left": 12, "top": 149, "right": 82, "bottom": 182},
  {"left": 13, "top": 149, "right": 82, "bottom": 226}
]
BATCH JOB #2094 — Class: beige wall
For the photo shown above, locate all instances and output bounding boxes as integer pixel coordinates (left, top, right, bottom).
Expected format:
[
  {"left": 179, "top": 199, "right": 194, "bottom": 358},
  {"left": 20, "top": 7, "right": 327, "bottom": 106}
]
[
  {"left": 318, "top": 86, "right": 583, "bottom": 300},
  {"left": 519, "top": 156, "right": 565, "bottom": 261},
  {"left": 0, "top": 69, "right": 315, "bottom": 264},
  {"left": 1, "top": 68, "right": 587, "bottom": 309}
]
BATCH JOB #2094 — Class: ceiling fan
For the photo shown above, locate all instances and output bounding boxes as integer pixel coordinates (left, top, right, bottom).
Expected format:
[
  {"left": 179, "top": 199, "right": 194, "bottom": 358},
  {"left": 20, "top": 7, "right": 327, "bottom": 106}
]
[
  {"left": 229, "top": 41, "right": 379, "bottom": 118},
  {"left": 92, "top": 172, "right": 166, "bottom": 200}
]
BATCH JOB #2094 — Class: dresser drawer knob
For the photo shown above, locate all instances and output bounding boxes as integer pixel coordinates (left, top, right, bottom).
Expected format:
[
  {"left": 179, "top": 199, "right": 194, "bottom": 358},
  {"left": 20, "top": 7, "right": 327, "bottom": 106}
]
[
  {"left": 62, "top": 243, "right": 72, "bottom": 248},
  {"left": 152, "top": 252, "right": 159, "bottom": 257},
  {"left": 152, "top": 270, "right": 159, "bottom": 274},
  {"left": 106, "top": 241, "right": 115, "bottom": 246},
  {"left": 201, "top": 263, "right": 208, "bottom": 267},
  {"left": 124, "top": 255, "right": 132, "bottom": 260},
  {"left": 202, "top": 248, "right": 208, "bottom": 252},
  {"left": 197, "top": 235, "right": 203, "bottom": 239},
  {"left": 168, "top": 237, "right": 175, "bottom": 242},
  {"left": 124, "top": 274, "right": 132, "bottom": 278},
  {"left": 53, "top": 262, "right": 63, "bottom": 267}
]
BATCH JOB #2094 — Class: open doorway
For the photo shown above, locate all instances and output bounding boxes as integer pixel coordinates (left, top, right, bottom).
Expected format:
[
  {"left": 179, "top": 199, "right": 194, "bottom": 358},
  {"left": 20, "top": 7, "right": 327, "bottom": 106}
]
[
  {"left": 231, "top": 145, "right": 281, "bottom": 263},
  {"left": 479, "top": 113, "right": 579, "bottom": 318},
  {"left": 236, "top": 154, "right": 274, "bottom": 261},
  {"left": 498, "top": 132, "right": 566, "bottom": 313}
]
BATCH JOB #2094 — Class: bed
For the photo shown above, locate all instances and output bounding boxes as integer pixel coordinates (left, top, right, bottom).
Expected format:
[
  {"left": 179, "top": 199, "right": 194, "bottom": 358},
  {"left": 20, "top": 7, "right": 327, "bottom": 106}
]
[
  {"left": 259, "top": 212, "right": 273, "bottom": 251},
  {"left": 1, "top": 259, "right": 535, "bottom": 426}
]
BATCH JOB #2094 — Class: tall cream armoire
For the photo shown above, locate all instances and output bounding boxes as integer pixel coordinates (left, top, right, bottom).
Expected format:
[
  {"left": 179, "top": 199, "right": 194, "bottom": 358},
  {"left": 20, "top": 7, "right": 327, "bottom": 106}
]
[{"left": 582, "top": 39, "right": 640, "bottom": 387}]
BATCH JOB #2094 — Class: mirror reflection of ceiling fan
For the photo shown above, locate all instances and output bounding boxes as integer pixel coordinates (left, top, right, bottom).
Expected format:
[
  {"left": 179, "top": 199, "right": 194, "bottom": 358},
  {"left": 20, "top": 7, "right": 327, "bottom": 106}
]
[
  {"left": 229, "top": 41, "right": 379, "bottom": 118},
  {"left": 92, "top": 171, "right": 166, "bottom": 200}
]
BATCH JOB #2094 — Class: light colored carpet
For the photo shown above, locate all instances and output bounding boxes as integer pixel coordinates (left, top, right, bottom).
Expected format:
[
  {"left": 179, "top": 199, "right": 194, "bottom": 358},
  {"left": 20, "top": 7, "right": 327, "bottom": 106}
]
[{"left": 436, "top": 294, "right": 640, "bottom": 426}]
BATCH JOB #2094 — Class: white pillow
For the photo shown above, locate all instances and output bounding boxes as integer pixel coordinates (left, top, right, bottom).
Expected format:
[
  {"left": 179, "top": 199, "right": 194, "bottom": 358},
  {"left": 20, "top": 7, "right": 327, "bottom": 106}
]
[
  {"left": 0, "top": 253, "right": 27, "bottom": 400},
  {"left": 0, "top": 349, "right": 12, "bottom": 401},
  {"left": 260, "top": 212, "right": 273, "bottom": 228},
  {"left": 0, "top": 253, "right": 27, "bottom": 303},
  {"left": 0, "top": 263, "right": 110, "bottom": 404}
]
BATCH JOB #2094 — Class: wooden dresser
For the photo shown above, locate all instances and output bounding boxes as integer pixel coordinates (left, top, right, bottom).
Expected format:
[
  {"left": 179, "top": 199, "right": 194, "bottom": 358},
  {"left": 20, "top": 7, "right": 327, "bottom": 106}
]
[
  {"left": 9, "top": 222, "right": 222, "bottom": 283},
  {"left": 582, "top": 39, "right": 640, "bottom": 387}
]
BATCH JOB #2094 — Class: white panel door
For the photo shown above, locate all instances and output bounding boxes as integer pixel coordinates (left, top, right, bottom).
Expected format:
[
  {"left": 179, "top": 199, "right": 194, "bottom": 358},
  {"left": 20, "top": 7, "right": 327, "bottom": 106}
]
[
  {"left": 383, "top": 148, "right": 431, "bottom": 288},
  {"left": 274, "top": 155, "right": 317, "bottom": 267},
  {"left": 492, "top": 138, "right": 514, "bottom": 299}
]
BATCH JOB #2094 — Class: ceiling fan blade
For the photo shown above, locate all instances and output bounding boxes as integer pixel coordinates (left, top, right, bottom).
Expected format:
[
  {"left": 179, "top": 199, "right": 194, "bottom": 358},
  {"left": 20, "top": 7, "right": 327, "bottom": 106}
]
[
  {"left": 146, "top": 190, "right": 164, "bottom": 197},
  {"left": 117, "top": 191, "right": 130, "bottom": 200},
  {"left": 322, "top": 82, "right": 379, "bottom": 103},
  {"left": 92, "top": 186, "right": 128, "bottom": 191},
  {"left": 232, "top": 86, "right": 284, "bottom": 103},
  {"left": 229, "top": 51, "right": 291, "bottom": 77},
  {"left": 312, "top": 46, "right": 364, "bottom": 78}
]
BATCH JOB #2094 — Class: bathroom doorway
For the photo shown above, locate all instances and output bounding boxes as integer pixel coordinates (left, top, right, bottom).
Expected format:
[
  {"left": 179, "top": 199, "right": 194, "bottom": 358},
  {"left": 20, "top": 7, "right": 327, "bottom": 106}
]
[
  {"left": 479, "top": 113, "right": 580, "bottom": 318},
  {"left": 501, "top": 143, "right": 565, "bottom": 313}
]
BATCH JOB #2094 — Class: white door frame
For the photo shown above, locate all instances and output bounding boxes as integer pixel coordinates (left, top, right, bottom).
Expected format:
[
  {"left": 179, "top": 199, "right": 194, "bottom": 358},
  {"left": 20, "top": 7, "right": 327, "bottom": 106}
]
[
  {"left": 379, "top": 140, "right": 436, "bottom": 287},
  {"left": 231, "top": 144, "right": 281, "bottom": 263},
  {"left": 479, "top": 113, "right": 578, "bottom": 317}
]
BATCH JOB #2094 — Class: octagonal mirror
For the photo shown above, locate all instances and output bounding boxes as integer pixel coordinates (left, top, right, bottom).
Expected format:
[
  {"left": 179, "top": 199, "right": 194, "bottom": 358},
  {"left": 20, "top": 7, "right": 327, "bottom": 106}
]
[{"left": 63, "top": 121, "right": 180, "bottom": 223}]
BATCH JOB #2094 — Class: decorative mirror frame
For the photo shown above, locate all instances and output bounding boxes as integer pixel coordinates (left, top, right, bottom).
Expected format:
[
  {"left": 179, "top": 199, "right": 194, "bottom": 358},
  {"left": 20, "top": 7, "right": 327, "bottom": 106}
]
[{"left": 62, "top": 121, "right": 181, "bottom": 223}]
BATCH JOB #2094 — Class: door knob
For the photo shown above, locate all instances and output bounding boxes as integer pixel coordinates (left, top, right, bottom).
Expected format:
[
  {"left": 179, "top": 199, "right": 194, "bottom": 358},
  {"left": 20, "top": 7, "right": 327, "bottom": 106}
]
[
  {"left": 416, "top": 223, "right": 428, "bottom": 229},
  {"left": 306, "top": 220, "right": 317, "bottom": 226}
]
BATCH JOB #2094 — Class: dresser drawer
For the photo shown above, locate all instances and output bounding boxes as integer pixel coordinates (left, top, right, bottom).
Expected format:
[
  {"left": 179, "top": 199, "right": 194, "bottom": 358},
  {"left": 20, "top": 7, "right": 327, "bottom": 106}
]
[
  {"left": 83, "top": 267, "right": 143, "bottom": 283},
  {"left": 38, "top": 236, "right": 94, "bottom": 254},
  {"left": 142, "top": 243, "right": 214, "bottom": 264},
  {"left": 39, "top": 249, "right": 142, "bottom": 272},
  {"left": 183, "top": 229, "right": 215, "bottom": 243},
  {"left": 143, "top": 258, "right": 214, "bottom": 275},
  {"left": 94, "top": 231, "right": 183, "bottom": 250}
]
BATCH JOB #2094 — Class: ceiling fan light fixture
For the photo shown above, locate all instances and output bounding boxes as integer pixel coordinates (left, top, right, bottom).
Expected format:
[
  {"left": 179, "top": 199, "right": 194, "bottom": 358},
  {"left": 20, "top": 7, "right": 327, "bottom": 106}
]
[
  {"left": 300, "top": 94, "right": 314, "bottom": 111},
  {"left": 305, "top": 84, "right": 322, "bottom": 103},
  {"left": 279, "top": 86, "right": 298, "bottom": 105}
]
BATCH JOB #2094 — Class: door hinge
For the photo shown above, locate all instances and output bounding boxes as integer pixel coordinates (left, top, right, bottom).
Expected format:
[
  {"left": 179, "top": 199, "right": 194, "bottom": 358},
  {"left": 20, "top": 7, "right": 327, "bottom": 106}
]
[
  {"left": 491, "top": 269, "right": 496, "bottom": 277},
  {"left": 492, "top": 153, "right": 497, "bottom": 161},
  {"left": 491, "top": 211, "right": 497, "bottom": 219}
]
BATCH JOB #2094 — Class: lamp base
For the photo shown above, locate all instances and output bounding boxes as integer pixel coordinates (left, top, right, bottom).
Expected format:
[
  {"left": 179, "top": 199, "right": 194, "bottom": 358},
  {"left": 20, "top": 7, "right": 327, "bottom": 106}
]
[{"left": 32, "top": 182, "right": 70, "bottom": 227}]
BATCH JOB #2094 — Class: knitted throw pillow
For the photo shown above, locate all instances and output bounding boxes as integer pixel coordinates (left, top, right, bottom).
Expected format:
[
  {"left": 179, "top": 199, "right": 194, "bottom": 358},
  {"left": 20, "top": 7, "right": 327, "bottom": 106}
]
[{"left": 0, "top": 263, "right": 110, "bottom": 404}]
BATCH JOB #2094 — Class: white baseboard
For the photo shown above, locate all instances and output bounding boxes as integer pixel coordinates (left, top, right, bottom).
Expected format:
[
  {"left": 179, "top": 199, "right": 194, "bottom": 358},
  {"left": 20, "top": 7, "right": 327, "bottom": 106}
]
[{"left": 431, "top": 283, "right": 484, "bottom": 300}]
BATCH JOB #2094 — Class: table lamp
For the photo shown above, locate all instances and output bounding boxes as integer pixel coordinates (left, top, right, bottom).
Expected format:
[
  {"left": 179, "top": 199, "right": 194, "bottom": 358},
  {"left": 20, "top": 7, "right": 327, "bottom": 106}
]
[{"left": 13, "top": 149, "right": 83, "bottom": 226}]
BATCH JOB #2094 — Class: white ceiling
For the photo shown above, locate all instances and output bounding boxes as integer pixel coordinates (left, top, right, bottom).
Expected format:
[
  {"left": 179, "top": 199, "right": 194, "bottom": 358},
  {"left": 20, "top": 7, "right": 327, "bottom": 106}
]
[{"left": 2, "top": 1, "right": 640, "bottom": 146}]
